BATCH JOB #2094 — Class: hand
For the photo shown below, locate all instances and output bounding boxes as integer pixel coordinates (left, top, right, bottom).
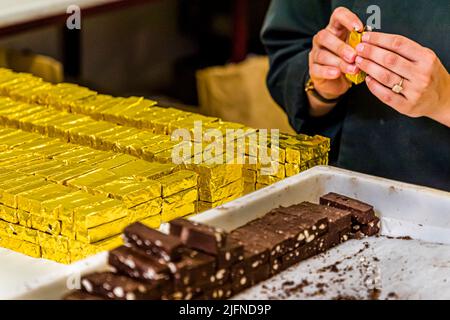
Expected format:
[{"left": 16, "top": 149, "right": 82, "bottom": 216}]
[
  {"left": 355, "top": 32, "right": 450, "bottom": 127},
  {"left": 309, "top": 7, "right": 363, "bottom": 101}
]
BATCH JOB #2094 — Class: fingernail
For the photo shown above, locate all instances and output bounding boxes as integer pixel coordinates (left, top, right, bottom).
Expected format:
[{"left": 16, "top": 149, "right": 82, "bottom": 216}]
[
  {"left": 344, "top": 48, "right": 356, "bottom": 62},
  {"left": 356, "top": 43, "right": 364, "bottom": 53},
  {"left": 346, "top": 65, "right": 357, "bottom": 74},
  {"left": 355, "top": 56, "right": 363, "bottom": 65},
  {"left": 353, "top": 24, "right": 362, "bottom": 32},
  {"left": 362, "top": 33, "right": 370, "bottom": 42}
]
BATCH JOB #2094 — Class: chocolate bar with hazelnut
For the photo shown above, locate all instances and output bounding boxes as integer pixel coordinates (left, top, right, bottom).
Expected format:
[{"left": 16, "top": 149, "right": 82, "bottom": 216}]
[{"left": 123, "top": 222, "right": 184, "bottom": 262}]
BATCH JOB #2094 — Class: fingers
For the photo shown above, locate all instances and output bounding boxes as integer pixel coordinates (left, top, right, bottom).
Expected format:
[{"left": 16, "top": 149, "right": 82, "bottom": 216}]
[
  {"left": 355, "top": 42, "right": 416, "bottom": 80},
  {"left": 312, "top": 48, "right": 359, "bottom": 74},
  {"left": 356, "top": 56, "right": 407, "bottom": 92},
  {"left": 365, "top": 76, "right": 409, "bottom": 110},
  {"left": 328, "top": 7, "right": 364, "bottom": 37},
  {"left": 313, "top": 29, "right": 357, "bottom": 63},
  {"left": 362, "top": 32, "right": 423, "bottom": 62},
  {"left": 309, "top": 63, "right": 341, "bottom": 80}
]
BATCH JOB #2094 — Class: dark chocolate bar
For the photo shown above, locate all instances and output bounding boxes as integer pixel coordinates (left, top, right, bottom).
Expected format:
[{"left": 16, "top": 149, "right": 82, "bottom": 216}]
[
  {"left": 169, "top": 218, "right": 227, "bottom": 255},
  {"left": 108, "top": 246, "right": 172, "bottom": 286},
  {"left": 247, "top": 213, "right": 303, "bottom": 254},
  {"left": 124, "top": 222, "right": 183, "bottom": 262},
  {"left": 215, "top": 238, "right": 244, "bottom": 268},
  {"left": 276, "top": 202, "right": 329, "bottom": 235},
  {"left": 231, "top": 272, "right": 252, "bottom": 293},
  {"left": 361, "top": 217, "right": 380, "bottom": 236},
  {"left": 322, "top": 205, "right": 352, "bottom": 233},
  {"left": 81, "top": 272, "right": 162, "bottom": 300},
  {"left": 233, "top": 221, "right": 293, "bottom": 258},
  {"left": 320, "top": 192, "right": 376, "bottom": 224},
  {"left": 249, "top": 264, "right": 270, "bottom": 285},
  {"left": 229, "top": 229, "right": 269, "bottom": 269},
  {"left": 168, "top": 249, "right": 216, "bottom": 290},
  {"left": 163, "top": 288, "right": 200, "bottom": 300},
  {"left": 199, "top": 283, "right": 234, "bottom": 300},
  {"left": 264, "top": 210, "right": 323, "bottom": 246},
  {"left": 279, "top": 233, "right": 336, "bottom": 271},
  {"left": 295, "top": 202, "right": 352, "bottom": 234}
]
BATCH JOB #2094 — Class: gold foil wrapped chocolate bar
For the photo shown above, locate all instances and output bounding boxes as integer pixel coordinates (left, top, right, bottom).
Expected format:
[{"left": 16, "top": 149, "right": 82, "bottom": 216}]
[{"left": 345, "top": 26, "right": 372, "bottom": 85}]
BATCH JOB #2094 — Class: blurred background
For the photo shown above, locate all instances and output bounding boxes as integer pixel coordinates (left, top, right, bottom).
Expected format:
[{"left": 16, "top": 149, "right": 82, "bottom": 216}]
[{"left": 0, "top": 0, "right": 293, "bottom": 132}]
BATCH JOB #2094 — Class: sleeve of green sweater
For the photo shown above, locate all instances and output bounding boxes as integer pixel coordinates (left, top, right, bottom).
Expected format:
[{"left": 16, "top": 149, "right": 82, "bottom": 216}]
[{"left": 261, "top": 0, "right": 348, "bottom": 160}]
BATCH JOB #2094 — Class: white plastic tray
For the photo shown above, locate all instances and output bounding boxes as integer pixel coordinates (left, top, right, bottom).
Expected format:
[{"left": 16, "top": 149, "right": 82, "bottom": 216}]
[{"left": 2, "top": 166, "right": 450, "bottom": 299}]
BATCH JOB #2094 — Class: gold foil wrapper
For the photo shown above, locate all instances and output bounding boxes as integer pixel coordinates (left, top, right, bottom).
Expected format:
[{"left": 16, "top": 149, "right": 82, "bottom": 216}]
[
  {"left": 41, "top": 247, "right": 71, "bottom": 264},
  {"left": 346, "top": 29, "right": 367, "bottom": 85},
  {"left": 0, "top": 220, "right": 39, "bottom": 244},
  {"left": 199, "top": 178, "right": 244, "bottom": 202},
  {"left": 73, "top": 198, "right": 128, "bottom": 230},
  {"left": 76, "top": 215, "right": 129, "bottom": 243},
  {"left": 197, "top": 164, "right": 242, "bottom": 191},
  {"left": 243, "top": 183, "right": 256, "bottom": 195},
  {"left": 95, "top": 154, "right": 135, "bottom": 170},
  {"left": 197, "top": 192, "right": 241, "bottom": 212},
  {"left": 44, "top": 191, "right": 95, "bottom": 221},
  {"left": 61, "top": 222, "right": 76, "bottom": 239},
  {"left": 17, "top": 184, "right": 72, "bottom": 213},
  {"left": 157, "top": 170, "right": 198, "bottom": 197},
  {"left": 0, "top": 234, "right": 41, "bottom": 258},
  {"left": 70, "top": 235, "right": 123, "bottom": 257},
  {"left": 97, "top": 177, "right": 161, "bottom": 208},
  {"left": 38, "top": 232, "right": 70, "bottom": 251},
  {"left": 162, "top": 187, "right": 198, "bottom": 212},
  {"left": 48, "top": 165, "right": 96, "bottom": 185},
  {"left": 129, "top": 197, "right": 163, "bottom": 221},
  {"left": 285, "top": 163, "right": 300, "bottom": 177},
  {"left": 256, "top": 183, "right": 268, "bottom": 190},
  {"left": 138, "top": 215, "right": 161, "bottom": 229},
  {"left": 243, "top": 169, "right": 257, "bottom": 183},
  {"left": 17, "top": 209, "right": 32, "bottom": 228},
  {"left": 0, "top": 204, "right": 18, "bottom": 223},
  {"left": 256, "top": 174, "right": 283, "bottom": 185},
  {"left": 161, "top": 202, "right": 196, "bottom": 223},
  {"left": 31, "top": 214, "right": 61, "bottom": 235},
  {"left": 257, "top": 162, "right": 285, "bottom": 179},
  {"left": 67, "top": 169, "right": 116, "bottom": 193}
]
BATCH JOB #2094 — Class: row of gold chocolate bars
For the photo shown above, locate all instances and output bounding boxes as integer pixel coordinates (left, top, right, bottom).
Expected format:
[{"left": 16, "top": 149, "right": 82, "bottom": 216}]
[
  {"left": 0, "top": 68, "right": 329, "bottom": 201},
  {"left": 0, "top": 68, "right": 330, "bottom": 263},
  {"left": 0, "top": 127, "right": 200, "bottom": 263}
]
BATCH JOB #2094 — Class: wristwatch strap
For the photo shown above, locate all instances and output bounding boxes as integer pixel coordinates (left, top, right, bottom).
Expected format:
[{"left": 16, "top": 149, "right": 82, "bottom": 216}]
[{"left": 305, "top": 78, "right": 342, "bottom": 104}]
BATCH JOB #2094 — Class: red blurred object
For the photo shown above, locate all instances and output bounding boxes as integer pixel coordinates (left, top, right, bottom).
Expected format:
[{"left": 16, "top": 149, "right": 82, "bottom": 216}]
[{"left": 231, "top": 0, "right": 249, "bottom": 63}]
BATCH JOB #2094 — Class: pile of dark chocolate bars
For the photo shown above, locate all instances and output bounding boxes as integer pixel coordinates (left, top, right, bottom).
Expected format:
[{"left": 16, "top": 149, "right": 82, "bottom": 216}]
[{"left": 64, "top": 192, "right": 380, "bottom": 300}]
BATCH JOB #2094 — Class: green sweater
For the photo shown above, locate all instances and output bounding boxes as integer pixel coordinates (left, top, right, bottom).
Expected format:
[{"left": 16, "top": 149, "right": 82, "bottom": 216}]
[{"left": 261, "top": 0, "right": 450, "bottom": 191}]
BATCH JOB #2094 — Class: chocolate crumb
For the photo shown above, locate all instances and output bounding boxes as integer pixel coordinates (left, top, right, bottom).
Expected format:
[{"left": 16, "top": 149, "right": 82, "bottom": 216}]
[
  {"left": 368, "top": 288, "right": 381, "bottom": 300},
  {"left": 283, "top": 279, "right": 311, "bottom": 296},
  {"left": 282, "top": 281, "right": 295, "bottom": 287},
  {"left": 387, "top": 292, "right": 398, "bottom": 299},
  {"left": 396, "top": 236, "right": 412, "bottom": 240}
]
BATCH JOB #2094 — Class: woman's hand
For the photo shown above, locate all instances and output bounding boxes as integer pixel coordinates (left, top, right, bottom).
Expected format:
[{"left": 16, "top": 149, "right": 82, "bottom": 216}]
[
  {"left": 356, "top": 32, "right": 450, "bottom": 127},
  {"left": 307, "top": 7, "right": 363, "bottom": 116}
]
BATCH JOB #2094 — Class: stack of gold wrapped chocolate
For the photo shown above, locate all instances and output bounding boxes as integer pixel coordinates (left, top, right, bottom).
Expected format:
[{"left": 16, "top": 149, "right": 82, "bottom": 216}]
[
  {"left": 0, "top": 126, "right": 199, "bottom": 263},
  {"left": 0, "top": 68, "right": 330, "bottom": 263}
]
